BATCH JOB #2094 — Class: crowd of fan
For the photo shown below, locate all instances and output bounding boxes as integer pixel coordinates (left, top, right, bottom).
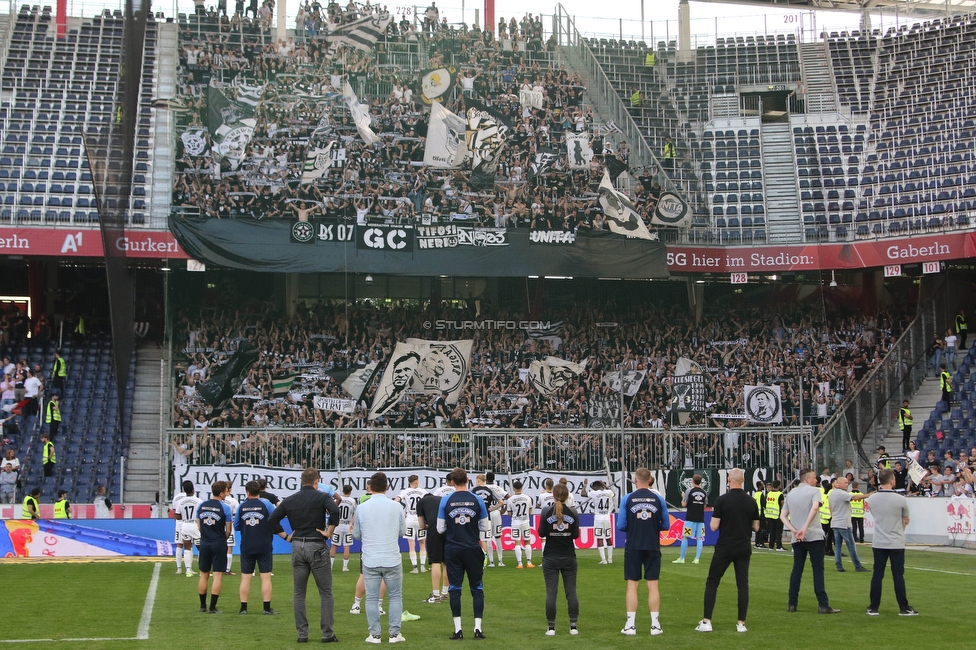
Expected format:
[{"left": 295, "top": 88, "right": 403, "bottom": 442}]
[
  {"left": 168, "top": 296, "right": 911, "bottom": 472},
  {"left": 172, "top": 2, "right": 667, "bottom": 234}
]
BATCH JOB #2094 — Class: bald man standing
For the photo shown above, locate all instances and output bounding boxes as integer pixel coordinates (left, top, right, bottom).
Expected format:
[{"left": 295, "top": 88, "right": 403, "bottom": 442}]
[{"left": 695, "top": 468, "right": 759, "bottom": 634}]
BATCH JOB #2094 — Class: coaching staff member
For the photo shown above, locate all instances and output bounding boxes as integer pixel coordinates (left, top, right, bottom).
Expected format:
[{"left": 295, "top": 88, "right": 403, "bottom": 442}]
[
  {"left": 865, "top": 468, "right": 919, "bottom": 616},
  {"left": 617, "top": 467, "right": 669, "bottom": 637},
  {"left": 781, "top": 468, "right": 839, "bottom": 614},
  {"left": 538, "top": 482, "right": 581, "bottom": 636},
  {"left": 437, "top": 467, "right": 490, "bottom": 640},
  {"left": 235, "top": 480, "right": 277, "bottom": 615},
  {"left": 695, "top": 468, "right": 759, "bottom": 633},
  {"left": 269, "top": 468, "right": 341, "bottom": 643},
  {"left": 353, "top": 471, "right": 407, "bottom": 644}
]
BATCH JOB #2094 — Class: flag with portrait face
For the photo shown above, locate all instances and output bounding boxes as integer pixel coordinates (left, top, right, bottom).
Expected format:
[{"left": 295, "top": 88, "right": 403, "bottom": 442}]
[
  {"left": 423, "top": 101, "right": 467, "bottom": 168},
  {"left": 464, "top": 99, "right": 511, "bottom": 191},
  {"left": 598, "top": 170, "right": 655, "bottom": 240}
]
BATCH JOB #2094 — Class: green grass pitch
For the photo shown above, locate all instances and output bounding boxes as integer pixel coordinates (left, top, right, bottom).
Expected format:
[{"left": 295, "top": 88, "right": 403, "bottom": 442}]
[{"left": 2, "top": 546, "right": 968, "bottom": 649}]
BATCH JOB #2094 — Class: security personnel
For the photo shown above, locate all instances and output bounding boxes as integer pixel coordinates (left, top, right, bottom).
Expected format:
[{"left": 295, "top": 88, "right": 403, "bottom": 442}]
[
  {"left": 956, "top": 308, "right": 968, "bottom": 351},
  {"left": 661, "top": 136, "right": 677, "bottom": 173},
  {"left": 764, "top": 481, "right": 785, "bottom": 550},
  {"left": 630, "top": 86, "right": 642, "bottom": 107},
  {"left": 644, "top": 51, "right": 655, "bottom": 67},
  {"left": 849, "top": 481, "right": 865, "bottom": 543},
  {"left": 753, "top": 481, "right": 767, "bottom": 548},
  {"left": 51, "top": 350, "right": 67, "bottom": 395},
  {"left": 45, "top": 393, "right": 61, "bottom": 440},
  {"left": 898, "top": 400, "right": 912, "bottom": 451},
  {"left": 21, "top": 487, "right": 40, "bottom": 519},
  {"left": 819, "top": 483, "right": 833, "bottom": 555},
  {"left": 53, "top": 489, "right": 71, "bottom": 519},
  {"left": 41, "top": 432, "right": 56, "bottom": 477},
  {"left": 940, "top": 363, "right": 953, "bottom": 405}
]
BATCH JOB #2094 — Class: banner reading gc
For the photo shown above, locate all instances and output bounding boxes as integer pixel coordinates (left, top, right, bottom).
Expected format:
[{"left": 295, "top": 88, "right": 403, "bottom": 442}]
[{"left": 357, "top": 225, "right": 414, "bottom": 251}]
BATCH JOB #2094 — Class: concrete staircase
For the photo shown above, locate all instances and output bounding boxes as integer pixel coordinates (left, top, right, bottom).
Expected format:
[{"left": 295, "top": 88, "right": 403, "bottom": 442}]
[
  {"left": 124, "top": 344, "right": 166, "bottom": 504},
  {"left": 799, "top": 42, "right": 838, "bottom": 113},
  {"left": 760, "top": 122, "right": 802, "bottom": 243},
  {"left": 879, "top": 377, "right": 943, "bottom": 453}
]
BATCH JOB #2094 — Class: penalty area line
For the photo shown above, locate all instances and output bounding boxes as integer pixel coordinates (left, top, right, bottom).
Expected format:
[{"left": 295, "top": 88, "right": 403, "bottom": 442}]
[
  {"left": 0, "top": 638, "right": 138, "bottom": 644},
  {"left": 137, "top": 562, "right": 162, "bottom": 640}
]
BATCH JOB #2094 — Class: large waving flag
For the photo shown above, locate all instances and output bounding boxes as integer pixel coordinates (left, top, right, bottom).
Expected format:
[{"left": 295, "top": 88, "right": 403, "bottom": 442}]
[
  {"left": 327, "top": 12, "right": 392, "bottom": 53},
  {"left": 597, "top": 170, "right": 655, "bottom": 240},
  {"left": 423, "top": 101, "right": 467, "bottom": 168},
  {"left": 343, "top": 79, "right": 379, "bottom": 145},
  {"left": 464, "top": 99, "right": 511, "bottom": 191}
]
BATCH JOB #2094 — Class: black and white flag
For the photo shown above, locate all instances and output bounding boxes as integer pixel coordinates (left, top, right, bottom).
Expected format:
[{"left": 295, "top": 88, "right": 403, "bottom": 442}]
[
  {"left": 672, "top": 356, "right": 707, "bottom": 422},
  {"left": 301, "top": 141, "right": 339, "bottom": 183},
  {"left": 597, "top": 170, "right": 655, "bottom": 240},
  {"left": 604, "top": 369, "right": 646, "bottom": 397},
  {"left": 525, "top": 356, "right": 588, "bottom": 395},
  {"left": 651, "top": 192, "right": 692, "bottom": 228},
  {"left": 744, "top": 385, "right": 783, "bottom": 424},
  {"left": 180, "top": 126, "right": 208, "bottom": 157},
  {"left": 530, "top": 146, "right": 559, "bottom": 178},
  {"left": 327, "top": 12, "right": 393, "bottom": 54},
  {"left": 343, "top": 79, "right": 380, "bottom": 145},
  {"left": 565, "top": 131, "right": 593, "bottom": 170},
  {"left": 423, "top": 101, "right": 467, "bottom": 168},
  {"left": 234, "top": 81, "right": 265, "bottom": 108},
  {"left": 601, "top": 119, "right": 624, "bottom": 135},
  {"left": 368, "top": 340, "right": 473, "bottom": 419},
  {"left": 341, "top": 361, "right": 379, "bottom": 402},
  {"left": 420, "top": 67, "right": 455, "bottom": 103},
  {"left": 464, "top": 99, "right": 511, "bottom": 191}
]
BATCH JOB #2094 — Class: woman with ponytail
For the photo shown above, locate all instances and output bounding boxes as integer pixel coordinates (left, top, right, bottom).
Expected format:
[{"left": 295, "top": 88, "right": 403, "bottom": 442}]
[{"left": 537, "top": 482, "right": 581, "bottom": 636}]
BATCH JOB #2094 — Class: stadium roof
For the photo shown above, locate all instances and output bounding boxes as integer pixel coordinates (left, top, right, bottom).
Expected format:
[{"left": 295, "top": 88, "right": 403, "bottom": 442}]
[{"left": 693, "top": 0, "right": 976, "bottom": 18}]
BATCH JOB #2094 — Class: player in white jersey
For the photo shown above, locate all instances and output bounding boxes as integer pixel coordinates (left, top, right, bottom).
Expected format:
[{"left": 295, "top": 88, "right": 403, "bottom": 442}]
[
  {"left": 584, "top": 480, "right": 617, "bottom": 564},
  {"left": 171, "top": 480, "right": 201, "bottom": 577},
  {"left": 536, "top": 479, "right": 555, "bottom": 552},
  {"left": 507, "top": 480, "right": 535, "bottom": 569},
  {"left": 395, "top": 474, "right": 428, "bottom": 573},
  {"left": 171, "top": 491, "right": 185, "bottom": 573},
  {"left": 486, "top": 471, "right": 509, "bottom": 566},
  {"left": 223, "top": 492, "right": 239, "bottom": 575},
  {"left": 330, "top": 484, "right": 357, "bottom": 571}
]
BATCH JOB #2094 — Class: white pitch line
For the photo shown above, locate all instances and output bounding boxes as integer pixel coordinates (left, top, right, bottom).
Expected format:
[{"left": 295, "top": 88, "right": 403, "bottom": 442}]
[
  {"left": 0, "top": 638, "right": 138, "bottom": 644},
  {"left": 904, "top": 566, "right": 976, "bottom": 576},
  {"left": 137, "top": 562, "right": 162, "bottom": 640}
]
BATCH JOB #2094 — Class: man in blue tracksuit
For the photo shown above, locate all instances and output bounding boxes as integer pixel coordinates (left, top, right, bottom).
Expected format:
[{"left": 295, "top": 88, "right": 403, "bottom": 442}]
[
  {"left": 235, "top": 479, "right": 278, "bottom": 615},
  {"left": 437, "top": 467, "right": 490, "bottom": 641}
]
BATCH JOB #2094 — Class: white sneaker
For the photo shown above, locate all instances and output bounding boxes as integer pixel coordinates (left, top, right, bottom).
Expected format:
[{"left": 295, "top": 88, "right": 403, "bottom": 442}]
[
  {"left": 342, "top": 567, "right": 350, "bottom": 572},
  {"left": 620, "top": 626, "right": 637, "bottom": 636},
  {"left": 410, "top": 568, "right": 419, "bottom": 574},
  {"left": 176, "top": 568, "right": 183, "bottom": 574},
  {"left": 497, "top": 562, "right": 505, "bottom": 567},
  {"left": 365, "top": 634, "right": 382, "bottom": 644},
  {"left": 185, "top": 570, "right": 196, "bottom": 577},
  {"left": 598, "top": 560, "right": 607, "bottom": 565},
  {"left": 695, "top": 620, "right": 712, "bottom": 633},
  {"left": 379, "top": 607, "right": 386, "bottom": 616},
  {"left": 389, "top": 633, "right": 406, "bottom": 643},
  {"left": 420, "top": 566, "right": 427, "bottom": 573},
  {"left": 651, "top": 625, "right": 663, "bottom": 636},
  {"left": 350, "top": 604, "right": 361, "bottom": 614},
  {"left": 569, "top": 626, "right": 578, "bottom": 636},
  {"left": 488, "top": 563, "right": 495, "bottom": 568},
  {"left": 545, "top": 628, "right": 555, "bottom": 636},
  {"left": 736, "top": 623, "right": 748, "bottom": 633}
]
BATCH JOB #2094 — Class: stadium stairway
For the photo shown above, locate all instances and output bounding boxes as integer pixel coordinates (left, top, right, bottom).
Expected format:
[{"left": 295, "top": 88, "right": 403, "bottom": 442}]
[
  {"left": 799, "top": 41, "right": 838, "bottom": 113},
  {"left": 912, "top": 344, "right": 976, "bottom": 460},
  {"left": 760, "top": 122, "right": 802, "bottom": 242},
  {"left": 123, "top": 343, "right": 165, "bottom": 503},
  {"left": 880, "top": 376, "right": 943, "bottom": 454},
  {"left": 148, "top": 20, "right": 178, "bottom": 229}
]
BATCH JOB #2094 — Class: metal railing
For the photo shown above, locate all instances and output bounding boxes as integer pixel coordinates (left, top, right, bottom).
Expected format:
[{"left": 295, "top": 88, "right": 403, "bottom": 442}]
[
  {"left": 815, "top": 275, "right": 954, "bottom": 471},
  {"left": 553, "top": 5, "right": 688, "bottom": 198},
  {"left": 166, "top": 426, "right": 812, "bottom": 493}
]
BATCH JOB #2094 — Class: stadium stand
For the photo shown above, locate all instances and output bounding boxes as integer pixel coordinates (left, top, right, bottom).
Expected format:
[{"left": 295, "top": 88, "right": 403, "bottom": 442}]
[{"left": 0, "top": 5, "right": 157, "bottom": 226}]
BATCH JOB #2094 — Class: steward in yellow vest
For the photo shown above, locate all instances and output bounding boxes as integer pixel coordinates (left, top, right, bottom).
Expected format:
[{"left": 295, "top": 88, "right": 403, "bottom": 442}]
[
  {"left": 850, "top": 482, "right": 865, "bottom": 543},
  {"left": 21, "top": 489, "right": 39, "bottom": 519},
  {"left": 820, "top": 484, "right": 834, "bottom": 554},
  {"left": 54, "top": 490, "right": 70, "bottom": 519}
]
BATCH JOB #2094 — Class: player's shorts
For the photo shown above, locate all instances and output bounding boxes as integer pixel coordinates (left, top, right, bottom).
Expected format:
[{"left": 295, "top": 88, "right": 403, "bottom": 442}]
[
  {"left": 425, "top": 530, "right": 445, "bottom": 563},
  {"left": 240, "top": 551, "right": 273, "bottom": 575},
  {"left": 594, "top": 516, "right": 613, "bottom": 540},
  {"left": 510, "top": 523, "right": 531, "bottom": 541},
  {"left": 683, "top": 521, "right": 705, "bottom": 541},
  {"left": 179, "top": 523, "right": 201, "bottom": 545},
  {"left": 198, "top": 543, "right": 228, "bottom": 573},
  {"left": 404, "top": 517, "right": 426, "bottom": 540},
  {"left": 174, "top": 526, "right": 181, "bottom": 544},
  {"left": 226, "top": 531, "right": 236, "bottom": 546},
  {"left": 489, "top": 511, "right": 502, "bottom": 538},
  {"left": 623, "top": 548, "right": 662, "bottom": 582},
  {"left": 331, "top": 524, "right": 354, "bottom": 547}
]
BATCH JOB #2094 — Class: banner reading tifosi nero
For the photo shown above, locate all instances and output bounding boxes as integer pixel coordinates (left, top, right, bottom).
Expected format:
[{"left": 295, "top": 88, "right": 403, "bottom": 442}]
[{"left": 169, "top": 217, "right": 670, "bottom": 278}]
